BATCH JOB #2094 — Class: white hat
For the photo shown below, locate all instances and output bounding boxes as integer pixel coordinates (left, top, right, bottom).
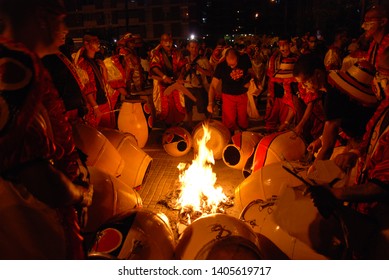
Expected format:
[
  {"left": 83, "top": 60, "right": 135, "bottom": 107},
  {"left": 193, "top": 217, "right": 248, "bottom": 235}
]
[{"left": 328, "top": 60, "right": 377, "bottom": 106}]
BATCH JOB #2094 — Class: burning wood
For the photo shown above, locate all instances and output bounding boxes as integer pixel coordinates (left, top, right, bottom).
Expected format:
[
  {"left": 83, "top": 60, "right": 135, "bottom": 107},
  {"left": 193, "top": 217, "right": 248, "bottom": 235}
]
[
  {"left": 157, "top": 123, "right": 234, "bottom": 232},
  {"left": 175, "top": 123, "right": 233, "bottom": 222}
]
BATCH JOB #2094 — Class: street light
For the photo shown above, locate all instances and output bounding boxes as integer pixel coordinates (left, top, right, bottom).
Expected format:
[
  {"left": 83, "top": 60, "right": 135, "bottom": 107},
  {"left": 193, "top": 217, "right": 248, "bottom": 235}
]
[{"left": 254, "top": 12, "right": 260, "bottom": 35}]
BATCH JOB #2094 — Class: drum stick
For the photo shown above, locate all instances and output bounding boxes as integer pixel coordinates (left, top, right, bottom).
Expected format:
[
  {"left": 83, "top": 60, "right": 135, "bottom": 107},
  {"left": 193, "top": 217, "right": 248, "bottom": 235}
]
[
  {"left": 282, "top": 165, "right": 315, "bottom": 188},
  {"left": 164, "top": 82, "right": 197, "bottom": 102}
]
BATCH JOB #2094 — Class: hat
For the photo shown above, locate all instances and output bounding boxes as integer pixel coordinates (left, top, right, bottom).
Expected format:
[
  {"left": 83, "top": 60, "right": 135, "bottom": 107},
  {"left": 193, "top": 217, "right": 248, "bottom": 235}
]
[
  {"left": 132, "top": 34, "right": 143, "bottom": 47},
  {"left": 328, "top": 60, "right": 377, "bottom": 106},
  {"left": 117, "top": 33, "right": 134, "bottom": 46},
  {"left": 274, "top": 57, "right": 295, "bottom": 79}
]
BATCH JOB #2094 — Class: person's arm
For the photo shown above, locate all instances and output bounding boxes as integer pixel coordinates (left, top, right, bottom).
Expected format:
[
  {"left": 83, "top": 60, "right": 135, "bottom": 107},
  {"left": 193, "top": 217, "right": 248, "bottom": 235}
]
[
  {"left": 278, "top": 106, "right": 295, "bottom": 131},
  {"left": 315, "top": 119, "right": 341, "bottom": 160},
  {"left": 332, "top": 181, "right": 389, "bottom": 202},
  {"left": 294, "top": 101, "right": 314, "bottom": 135},
  {"left": 196, "top": 62, "right": 213, "bottom": 77},
  {"left": 84, "top": 93, "right": 102, "bottom": 120},
  {"left": 150, "top": 66, "right": 173, "bottom": 84},
  {"left": 207, "top": 76, "right": 221, "bottom": 114}
]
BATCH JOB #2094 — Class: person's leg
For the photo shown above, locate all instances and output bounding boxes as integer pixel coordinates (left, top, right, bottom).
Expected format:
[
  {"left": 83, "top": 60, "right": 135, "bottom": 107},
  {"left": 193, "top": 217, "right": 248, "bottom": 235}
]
[
  {"left": 222, "top": 93, "right": 238, "bottom": 132},
  {"left": 236, "top": 93, "right": 249, "bottom": 130},
  {"left": 265, "top": 97, "right": 281, "bottom": 130}
]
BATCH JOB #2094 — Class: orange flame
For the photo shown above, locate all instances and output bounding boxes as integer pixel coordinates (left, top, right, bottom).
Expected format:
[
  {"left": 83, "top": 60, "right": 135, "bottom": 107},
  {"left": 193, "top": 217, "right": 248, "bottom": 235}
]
[{"left": 176, "top": 123, "right": 227, "bottom": 215}]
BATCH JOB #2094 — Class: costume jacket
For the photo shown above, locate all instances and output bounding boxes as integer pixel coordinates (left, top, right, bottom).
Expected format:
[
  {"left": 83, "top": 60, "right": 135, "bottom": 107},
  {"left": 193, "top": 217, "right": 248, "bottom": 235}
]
[
  {"left": 150, "top": 45, "right": 186, "bottom": 123},
  {"left": 0, "top": 37, "right": 84, "bottom": 259}
]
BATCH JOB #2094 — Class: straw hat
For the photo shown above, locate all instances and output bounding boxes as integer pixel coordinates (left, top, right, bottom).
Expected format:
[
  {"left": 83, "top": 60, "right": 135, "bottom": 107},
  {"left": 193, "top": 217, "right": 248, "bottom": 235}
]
[
  {"left": 328, "top": 60, "right": 377, "bottom": 106},
  {"left": 274, "top": 57, "right": 295, "bottom": 79},
  {"left": 117, "top": 33, "right": 134, "bottom": 46}
]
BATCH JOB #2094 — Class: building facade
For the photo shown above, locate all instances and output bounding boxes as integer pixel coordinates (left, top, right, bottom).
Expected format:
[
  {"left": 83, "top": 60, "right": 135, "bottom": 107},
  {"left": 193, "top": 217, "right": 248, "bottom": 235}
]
[{"left": 64, "top": 0, "right": 201, "bottom": 43}]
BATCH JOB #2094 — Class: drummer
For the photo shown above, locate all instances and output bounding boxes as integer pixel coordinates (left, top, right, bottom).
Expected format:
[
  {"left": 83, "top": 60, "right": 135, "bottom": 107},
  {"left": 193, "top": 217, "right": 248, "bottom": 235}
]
[
  {"left": 310, "top": 48, "right": 389, "bottom": 259},
  {"left": 293, "top": 54, "right": 377, "bottom": 162},
  {"left": 149, "top": 33, "right": 186, "bottom": 126}
]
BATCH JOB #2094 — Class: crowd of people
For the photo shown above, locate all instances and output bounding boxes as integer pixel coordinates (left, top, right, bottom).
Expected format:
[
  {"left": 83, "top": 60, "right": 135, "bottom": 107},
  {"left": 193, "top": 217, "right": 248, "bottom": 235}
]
[{"left": 0, "top": 0, "right": 388, "bottom": 259}]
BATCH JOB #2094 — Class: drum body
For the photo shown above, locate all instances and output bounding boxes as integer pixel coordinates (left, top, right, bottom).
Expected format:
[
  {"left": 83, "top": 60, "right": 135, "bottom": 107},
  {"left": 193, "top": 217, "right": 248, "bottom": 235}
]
[
  {"left": 72, "top": 123, "right": 125, "bottom": 177},
  {"left": 239, "top": 187, "right": 332, "bottom": 260},
  {"left": 192, "top": 120, "right": 231, "bottom": 160},
  {"left": 85, "top": 167, "right": 143, "bottom": 233},
  {"left": 329, "top": 146, "right": 357, "bottom": 187},
  {"left": 118, "top": 100, "right": 149, "bottom": 148},
  {"left": 175, "top": 213, "right": 262, "bottom": 260},
  {"left": 235, "top": 161, "right": 304, "bottom": 212},
  {"left": 162, "top": 126, "right": 192, "bottom": 157},
  {"left": 100, "top": 128, "right": 152, "bottom": 189},
  {"left": 222, "top": 131, "right": 262, "bottom": 171},
  {"left": 88, "top": 209, "right": 175, "bottom": 260},
  {"left": 0, "top": 178, "right": 67, "bottom": 259},
  {"left": 247, "top": 131, "right": 306, "bottom": 177}
]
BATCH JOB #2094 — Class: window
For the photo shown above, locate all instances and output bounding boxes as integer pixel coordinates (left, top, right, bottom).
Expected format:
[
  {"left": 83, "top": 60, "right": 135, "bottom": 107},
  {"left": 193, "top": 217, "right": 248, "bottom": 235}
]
[
  {"left": 153, "top": 24, "right": 165, "bottom": 37},
  {"left": 152, "top": 8, "right": 164, "bottom": 21}
]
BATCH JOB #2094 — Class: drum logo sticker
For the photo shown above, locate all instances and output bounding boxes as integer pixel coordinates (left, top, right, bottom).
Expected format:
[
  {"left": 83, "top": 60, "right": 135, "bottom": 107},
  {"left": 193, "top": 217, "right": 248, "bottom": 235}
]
[
  {"left": 91, "top": 228, "right": 123, "bottom": 253},
  {"left": 210, "top": 224, "right": 232, "bottom": 239}
]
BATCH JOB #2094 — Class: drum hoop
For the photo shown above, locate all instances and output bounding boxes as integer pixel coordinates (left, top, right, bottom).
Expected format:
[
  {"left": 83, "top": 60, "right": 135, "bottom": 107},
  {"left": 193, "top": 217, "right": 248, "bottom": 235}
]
[{"left": 88, "top": 252, "right": 117, "bottom": 260}]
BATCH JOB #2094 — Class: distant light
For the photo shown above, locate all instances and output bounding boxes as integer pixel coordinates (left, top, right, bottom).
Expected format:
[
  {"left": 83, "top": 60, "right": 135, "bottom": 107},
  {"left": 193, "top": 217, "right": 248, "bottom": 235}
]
[
  {"left": 113, "top": 39, "right": 117, "bottom": 43},
  {"left": 190, "top": 34, "right": 195, "bottom": 40}
]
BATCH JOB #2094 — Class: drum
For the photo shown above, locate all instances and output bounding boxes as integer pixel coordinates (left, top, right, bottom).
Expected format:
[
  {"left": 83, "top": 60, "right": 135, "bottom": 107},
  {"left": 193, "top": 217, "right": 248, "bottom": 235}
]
[
  {"left": 0, "top": 177, "right": 67, "bottom": 259},
  {"left": 88, "top": 208, "right": 175, "bottom": 260},
  {"left": 329, "top": 146, "right": 357, "bottom": 187},
  {"left": 118, "top": 99, "right": 149, "bottom": 148},
  {"left": 240, "top": 187, "right": 333, "bottom": 260},
  {"left": 235, "top": 161, "right": 304, "bottom": 212},
  {"left": 100, "top": 128, "right": 152, "bottom": 189},
  {"left": 175, "top": 213, "right": 262, "bottom": 260},
  {"left": 72, "top": 123, "right": 125, "bottom": 177},
  {"left": 84, "top": 167, "right": 143, "bottom": 234},
  {"left": 192, "top": 120, "right": 231, "bottom": 160},
  {"left": 222, "top": 131, "right": 263, "bottom": 171},
  {"left": 246, "top": 130, "right": 306, "bottom": 177},
  {"left": 162, "top": 126, "right": 192, "bottom": 157}
]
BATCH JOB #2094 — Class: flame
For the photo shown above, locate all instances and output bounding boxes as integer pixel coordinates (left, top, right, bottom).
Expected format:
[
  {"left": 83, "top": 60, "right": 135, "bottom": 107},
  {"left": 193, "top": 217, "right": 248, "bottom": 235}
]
[{"left": 176, "top": 123, "right": 227, "bottom": 215}]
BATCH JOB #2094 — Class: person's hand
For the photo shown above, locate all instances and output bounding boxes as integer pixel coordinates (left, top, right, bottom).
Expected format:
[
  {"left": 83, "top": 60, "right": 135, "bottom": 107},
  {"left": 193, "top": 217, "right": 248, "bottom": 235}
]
[
  {"left": 309, "top": 185, "right": 338, "bottom": 219},
  {"left": 78, "top": 183, "right": 94, "bottom": 207},
  {"left": 277, "top": 123, "right": 287, "bottom": 132},
  {"left": 93, "top": 107, "right": 103, "bottom": 124},
  {"left": 176, "top": 78, "right": 185, "bottom": 85},
  {"left": 207, "top": 104, "right": 214, "bottom": 114},
  {"left": 293, "top": 124, "right": 303, "bottom": 137},
  {"left": 162, "top": 75, "right": 173, "bottom": 84},
  {"left": 307, "top": 137, "right": 322, "bottom": 154},
  {"left": 334, "top": 152, "right": 359, "bottom": 173}
]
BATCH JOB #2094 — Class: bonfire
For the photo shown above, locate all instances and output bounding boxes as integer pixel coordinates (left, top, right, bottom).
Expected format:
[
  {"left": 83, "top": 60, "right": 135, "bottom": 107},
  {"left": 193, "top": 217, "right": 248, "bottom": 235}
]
[{"left": 175, "top": 123, "right": 232, "bottom": 225}]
